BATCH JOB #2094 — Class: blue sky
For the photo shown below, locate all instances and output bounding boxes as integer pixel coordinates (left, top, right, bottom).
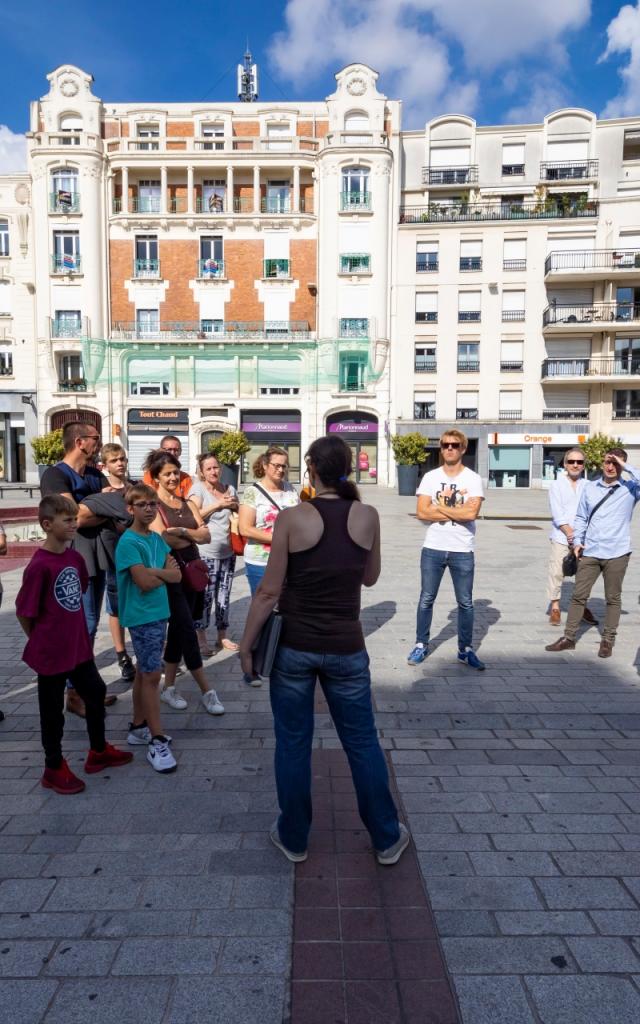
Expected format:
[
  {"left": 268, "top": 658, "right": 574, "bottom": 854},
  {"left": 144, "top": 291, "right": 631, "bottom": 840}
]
[{"left": 2, "top": 1, "right": 640, "bottom": 171}]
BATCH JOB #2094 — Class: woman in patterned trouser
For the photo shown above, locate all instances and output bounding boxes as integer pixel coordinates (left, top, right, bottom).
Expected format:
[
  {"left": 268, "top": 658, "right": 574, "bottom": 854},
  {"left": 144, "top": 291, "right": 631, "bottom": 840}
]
[{"left": 188, "top": 454, "right": 239, "bottom": 657}]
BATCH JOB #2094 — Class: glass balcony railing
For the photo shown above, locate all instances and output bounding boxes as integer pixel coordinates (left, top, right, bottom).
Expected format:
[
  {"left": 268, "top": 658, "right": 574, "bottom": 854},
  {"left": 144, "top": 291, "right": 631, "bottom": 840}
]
[
  {"left": 49, "top": 192, "right": 80, "bottom": 213},
  {"left": 51, "top": 254, "right": 82, "bottom": 274},
  {"left": 264, "top": 259, "right": 291, "bottom": 279},
  {"left": 400, "top": 200, "right": 599, "bottom": 223},
  {"left": 197, "top": 258, "right": 225, "bottom": 278},
  {"left": 132, "top": 196, "right": 162, "bottom": 213},
  {"left": 196, "top": 195, "right": 226, "bottom": 213},
  {"left": 340, "top": 192, "right": 372, "bottom": 211},
  {"left": 133, "top": 258, "right": 160, "bottom": 278}
]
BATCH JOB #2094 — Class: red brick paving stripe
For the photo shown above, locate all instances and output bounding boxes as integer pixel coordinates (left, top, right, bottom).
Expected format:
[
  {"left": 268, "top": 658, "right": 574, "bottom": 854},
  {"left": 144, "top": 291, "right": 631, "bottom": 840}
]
[{"left": 289, "top": 746, "right": 461, "bottom": 1024}]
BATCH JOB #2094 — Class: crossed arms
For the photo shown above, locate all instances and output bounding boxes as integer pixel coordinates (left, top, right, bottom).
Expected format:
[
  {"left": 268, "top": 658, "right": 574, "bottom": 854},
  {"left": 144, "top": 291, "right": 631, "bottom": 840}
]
[{"left": 416, "top": 495, "right": 483, "bottom": 523}]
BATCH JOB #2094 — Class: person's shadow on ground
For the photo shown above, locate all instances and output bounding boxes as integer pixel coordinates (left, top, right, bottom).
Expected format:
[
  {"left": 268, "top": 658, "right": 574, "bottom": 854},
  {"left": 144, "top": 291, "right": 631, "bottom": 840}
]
[
  {"left": 428, "top": 598, "right": 500, "bottom": 653},
  {"left": 361, "top": 601, "right": 397, "bottom": 638}
]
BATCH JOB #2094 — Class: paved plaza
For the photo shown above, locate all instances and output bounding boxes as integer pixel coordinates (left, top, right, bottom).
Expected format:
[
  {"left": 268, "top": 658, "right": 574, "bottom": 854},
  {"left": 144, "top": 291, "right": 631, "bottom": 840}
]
[{"left": 2, "top": 488, "right": 640, "bottom": 1023}]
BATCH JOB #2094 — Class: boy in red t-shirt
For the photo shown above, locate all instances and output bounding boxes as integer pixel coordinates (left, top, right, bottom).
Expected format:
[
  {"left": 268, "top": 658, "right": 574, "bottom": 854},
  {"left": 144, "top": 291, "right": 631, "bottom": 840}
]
[{"left": 16, "top": 495, "right": 133, "bottom": 794}]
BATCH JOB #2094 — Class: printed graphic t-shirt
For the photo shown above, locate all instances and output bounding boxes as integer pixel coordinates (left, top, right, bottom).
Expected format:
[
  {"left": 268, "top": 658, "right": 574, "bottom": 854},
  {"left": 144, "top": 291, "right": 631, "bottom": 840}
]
[
  {"left": 241, "top": 483, "right": 300, "bottom": 566},
  {"left": 417, "top": 466, "right": 484, "bottom": 554},
  {"left": 15, "top": 548, "right": 93, "bottom": 675},
  {"left": 116, "top": 529, "right": 171, "bottom": 628}
]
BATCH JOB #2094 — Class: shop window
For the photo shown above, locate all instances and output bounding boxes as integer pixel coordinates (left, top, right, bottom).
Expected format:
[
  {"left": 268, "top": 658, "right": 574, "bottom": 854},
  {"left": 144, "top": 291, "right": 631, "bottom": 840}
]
[{"left": 489, "top": 445, "right": 530, "bottom": 488}]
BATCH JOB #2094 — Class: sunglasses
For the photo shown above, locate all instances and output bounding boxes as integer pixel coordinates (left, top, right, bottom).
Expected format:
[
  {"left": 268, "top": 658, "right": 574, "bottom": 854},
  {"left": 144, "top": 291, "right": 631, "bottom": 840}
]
[
  {"left": 132, "top": 501, "right": 158, "bottom": 509},
  {"left": 441, "top": 442, "right": 461, "bottom": 450},
  {"left": 566, "top": 459, "right": 584, "bottom": 465}
]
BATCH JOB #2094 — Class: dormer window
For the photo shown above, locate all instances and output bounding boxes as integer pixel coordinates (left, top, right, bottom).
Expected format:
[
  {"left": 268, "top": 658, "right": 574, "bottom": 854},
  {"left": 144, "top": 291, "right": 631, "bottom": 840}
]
[
  {"left": 59, "top": 113, "right": 82, "bottom": 144},
  {"left": 201, "top": 122, "right": 224, "bottom": 150},
  {"left": 266, "top": 123, "right": 291, "bottom": 152},
  {"left": 137, "top": 123, "right": 160, "bottom": 151}
]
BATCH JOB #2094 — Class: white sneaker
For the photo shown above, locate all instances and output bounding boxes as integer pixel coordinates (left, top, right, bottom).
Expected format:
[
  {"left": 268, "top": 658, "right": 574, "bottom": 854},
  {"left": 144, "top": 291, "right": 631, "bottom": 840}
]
[
  {"left": 160, "top": 686, "right": 187, "bottom": 711},
  {"left": 147, "top": 736, "right": 177, "bottom": 774},
  {"left": 201, "top": 690, "right": 225, "bottom": 715},
  {"left": 127, "top": 723, "right": 152, "bottom": 745}
]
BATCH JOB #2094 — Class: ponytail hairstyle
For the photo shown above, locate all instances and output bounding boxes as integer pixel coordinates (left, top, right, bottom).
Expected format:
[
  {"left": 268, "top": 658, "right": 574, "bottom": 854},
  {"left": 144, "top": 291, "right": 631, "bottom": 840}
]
[
  {"left": 305, "top": 436, "right": 360, "bottom": 501},
  {"left": 252, "top": 446, "right": 288, "bottom": 480}
]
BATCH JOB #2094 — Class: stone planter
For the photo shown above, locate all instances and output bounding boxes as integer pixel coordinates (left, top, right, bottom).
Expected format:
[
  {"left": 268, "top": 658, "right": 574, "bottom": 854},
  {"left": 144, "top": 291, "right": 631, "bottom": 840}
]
[
  {"left": 220, "top": 463, "right": 239, "bottom": 489},
  {"left": 397, "top": 464, "right": 419, "bottom": 496}
]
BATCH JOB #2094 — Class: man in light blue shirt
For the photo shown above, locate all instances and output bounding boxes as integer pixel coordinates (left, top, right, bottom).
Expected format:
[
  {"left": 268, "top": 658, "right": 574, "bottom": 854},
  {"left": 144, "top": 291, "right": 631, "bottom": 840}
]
[
  {"left": 546, "top": 447, "right": 596, "bottom": 628},
  {"left": 546, "top": 447, "right": 640, "bottom": 657}
]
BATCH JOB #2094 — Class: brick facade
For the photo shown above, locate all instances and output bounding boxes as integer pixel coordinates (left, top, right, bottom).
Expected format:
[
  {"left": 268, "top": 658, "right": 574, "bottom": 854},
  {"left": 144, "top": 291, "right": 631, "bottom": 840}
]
[
  {"left": 109, "top": 241, "right": 134, "bottom": 322},
  {"left": 159, "top": 241, "right": 200, "bottom": 322},
  {"left": 224, "top": 240, "right": 264, "bottom": 321},
  {"left": 290, "top": 240, "right": 317, "bottom": 330}
]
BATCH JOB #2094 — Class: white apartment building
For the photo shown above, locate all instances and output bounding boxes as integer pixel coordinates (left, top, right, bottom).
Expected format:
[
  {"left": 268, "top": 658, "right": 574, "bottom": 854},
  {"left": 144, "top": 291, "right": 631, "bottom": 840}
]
[
  {"left": 0, "top": 174, "right": 37, "bottom": 483},
  {"left": 24, "top": 63, "right": 399, "bottom": 485},
  {"left": 395, "top": 110, "right": 640, "bottom": 488}
]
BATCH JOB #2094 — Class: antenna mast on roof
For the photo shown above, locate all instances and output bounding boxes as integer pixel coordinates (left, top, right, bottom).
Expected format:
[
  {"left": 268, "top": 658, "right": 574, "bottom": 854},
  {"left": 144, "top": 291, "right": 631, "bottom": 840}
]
[{"left": 237, "top": 47, "right": 258, "bottom": 102}]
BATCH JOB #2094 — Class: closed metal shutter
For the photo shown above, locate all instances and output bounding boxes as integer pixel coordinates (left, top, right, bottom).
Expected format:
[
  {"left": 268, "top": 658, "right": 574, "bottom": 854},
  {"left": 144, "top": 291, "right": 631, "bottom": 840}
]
[{"left": 126, "top": 433, "right": 190, "bottom": 479}]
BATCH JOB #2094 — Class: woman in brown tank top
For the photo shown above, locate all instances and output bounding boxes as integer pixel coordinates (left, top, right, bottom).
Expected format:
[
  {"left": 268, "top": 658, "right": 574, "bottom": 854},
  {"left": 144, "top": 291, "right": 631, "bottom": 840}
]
[{"left": 240, "top": 436, "right": 409, "bottom": 867}]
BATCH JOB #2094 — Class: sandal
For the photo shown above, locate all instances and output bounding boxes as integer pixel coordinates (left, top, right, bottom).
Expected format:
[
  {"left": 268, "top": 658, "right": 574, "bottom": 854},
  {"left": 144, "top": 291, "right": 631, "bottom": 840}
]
[{"left": 218, "top": 638, "right": 239, "bottom": 652}]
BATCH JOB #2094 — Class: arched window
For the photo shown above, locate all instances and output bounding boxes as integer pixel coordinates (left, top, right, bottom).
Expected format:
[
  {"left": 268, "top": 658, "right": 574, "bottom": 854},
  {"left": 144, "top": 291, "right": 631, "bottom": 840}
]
[
  {"left": 344, "top": 110, "right": 369, "bottom": 131},
  {"left": 341, "top": 166, "right": 370, "bottom": 210},
  {"left": 59, "top": 113, "right": 83, "bottom": 131}
]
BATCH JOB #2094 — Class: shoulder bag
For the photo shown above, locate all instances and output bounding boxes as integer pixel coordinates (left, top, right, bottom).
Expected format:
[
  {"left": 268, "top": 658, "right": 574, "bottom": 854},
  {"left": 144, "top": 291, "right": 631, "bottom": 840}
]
[
  {"left": 562, "top": 485, "right": 619, "bottom": 577},
  {"left": 251, "top": 611, "right": 282, "bottom": 678},
  {"left": 157, "top": 501, "right": 209, "bottom": 592},
  {"left": 233, "top": 482, "right": 286, "bottom": 557}
]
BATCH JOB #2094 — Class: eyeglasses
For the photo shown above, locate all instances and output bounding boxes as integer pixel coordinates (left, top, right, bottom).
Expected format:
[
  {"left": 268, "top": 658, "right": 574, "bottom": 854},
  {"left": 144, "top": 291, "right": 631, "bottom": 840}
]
[
  {"left": 132, "top": 501, "right": 158, "bottom": 510},
  {"left": 566, "top": 459, "right": 584, "bottom": 466},
  {"left": 81, "top": 435, "right": 100, "bottom": 442},
  {"left": 162, "top": 447, "right": 181, "bottom": 454},
  {"left": 441, "top": 442, "right": 461, "bottom": 450},
  {"left": 269, "top": 462, "right": 288, "bottom": 470}
]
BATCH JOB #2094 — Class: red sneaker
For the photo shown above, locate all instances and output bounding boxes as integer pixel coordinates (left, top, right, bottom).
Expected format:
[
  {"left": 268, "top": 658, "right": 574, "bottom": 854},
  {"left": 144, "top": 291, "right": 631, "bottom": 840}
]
[
  {"left": 84, "top": 742, "right": 134, "bottom": 774},
  {"left": 41, "top": 759, "right": 86, "bottom": 795}
]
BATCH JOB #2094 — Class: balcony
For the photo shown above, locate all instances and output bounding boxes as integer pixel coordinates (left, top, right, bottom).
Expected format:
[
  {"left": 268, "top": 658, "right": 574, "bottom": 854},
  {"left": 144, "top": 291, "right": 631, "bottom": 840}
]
[
  {"left": 414, "top": 404, "right": 436, "bottom": 419},
  {"left": 542, "top": 408, "right": 589, "bottom": 420},
  {"left": 49, "top": 192, "right": 80, "bottom": 214},
  {"left": 57, "top": 379, "right": 88, "bottom": 392},
  {"left": 502, "top": 164, "right": 525, "bottom": 176},
  {"left": 51, "top": 254, "right": 82, "bottom": 275},
  {"left": 545, "top": 249, "right": 640, "bottom": 280},
  {"left": 399, "top": 200, "right": 598, "bottom": 224},
  {"left": 339, "top": 381, "right": 368, "bottom": 393},
  {"left": 415, "top": 358, "right": 437, "bottom": 373},
  {"left": 415, "top": 312, "right": 438, "bottom": 324},
  {"left": 416, "top": 258, "right": 438, "bottom": 273},
  {"left": 613, "top": 409, "right": 640, "bottom": 419},
  {"left": 197, "top": 259, "right": 225, "bottom": 279},
  {"left": 339, "top": 320, "right": 369, "bottom": 338},
  {"left": 542, "top": 302, "right": 640, "bottom": 329},
  {"left": 457, "top": 360, "right": 480, "bottom": 372},
  {"left": 339, "top": 254, "right": 371, "bottom": 275},
  {"left": 111, "top": 320, "right": 311, "bottom": 341},
  {"left": 458, "top": 311, "right": 481, "bottom": 323},
  {"left": 502, "top": 310, "right": 525, "bottom": 322},
  {"left": 456, "top": 408, "right": 479, "bottom": 419},
  {"left": 501, "top": 361, "right": 524, "bottom": 372},
  {"left": 264, "top": 259, "right": 291, "bottom": 279},
  {"left": 503, "top": 259, "right": 527, "bottom": 272},
  {"left": 540, "top": 160, "right": 598, "bottom": 181},
  {"left": 340, "top": 192, "right": 372, "bottom": 212},
  {"left": 460, "top": 257, "right": 482, "bottom": 271},
  {"left": 499, "top": 410, "right": 523, "bottom": 421},
  {"left": 133, "top": 258, "right": 160, "bottom": 279},
  {"left": 196, "top": 195, "right": 227, "bottom": 213},
  {"left": 542, "top": 357, "right": 640, "bottom": 380},
  {"left": 50, "top": 316, "right": 89, "bottom": 340},
  {"left": 423, "top": 166, "right": 478, "bottom": 186}
]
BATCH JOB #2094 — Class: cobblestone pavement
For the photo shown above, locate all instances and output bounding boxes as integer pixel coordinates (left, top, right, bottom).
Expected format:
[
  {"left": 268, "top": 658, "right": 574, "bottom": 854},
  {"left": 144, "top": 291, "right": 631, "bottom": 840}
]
[{"left": 2, "top": 489, "right": 640, "bottom": 1022}]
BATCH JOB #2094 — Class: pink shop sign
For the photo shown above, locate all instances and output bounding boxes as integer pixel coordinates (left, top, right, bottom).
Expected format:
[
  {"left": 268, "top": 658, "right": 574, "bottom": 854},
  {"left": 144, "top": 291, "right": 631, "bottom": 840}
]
[{"left": 328, "top": 421, "right": 378, "bottom": 434}]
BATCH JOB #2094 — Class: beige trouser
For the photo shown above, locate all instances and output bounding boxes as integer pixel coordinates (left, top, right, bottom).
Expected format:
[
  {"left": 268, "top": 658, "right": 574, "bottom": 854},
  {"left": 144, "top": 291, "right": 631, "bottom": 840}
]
[
  {"left": 565, "top": 554, "right": 631, "bottom": 643},
  {"left": 547, "top": 541, "right": 568, "bottom": 602}
]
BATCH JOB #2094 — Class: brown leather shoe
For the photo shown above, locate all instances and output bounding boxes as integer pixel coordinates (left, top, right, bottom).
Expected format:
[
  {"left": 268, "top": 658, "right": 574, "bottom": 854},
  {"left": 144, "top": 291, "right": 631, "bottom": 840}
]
[
  {"left": 583, "top": 607, "right": 599, "bottom": 626},
  {"left": 545, "top": 637, "right": 576, "bottom": 652},
  {"left": 549, "top": 608, "right": 561, "bottom": 626},
  {"left": 65, "top": 689, "right": 86, "bottom": 718},
  {"left": 598, "top": 639, "right": 613, "bottom": 658}
]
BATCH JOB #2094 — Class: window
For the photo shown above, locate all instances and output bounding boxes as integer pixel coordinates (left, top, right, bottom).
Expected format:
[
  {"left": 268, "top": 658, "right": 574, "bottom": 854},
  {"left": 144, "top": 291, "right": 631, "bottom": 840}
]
[
  {"left": 623, "top": 130, "right": 640, "bottom": 162},
  {"left": 137, "top": 180, "right": 161, "bottom": 214},
  {"left": 456, "top": 391, "right": 479, "bottom": 419},
  {"left": 265, "top": 180, "right": 291, "bottom": 213},
  {"left": 264, "top": 258, "right": 291, "bottom": 278},
  {"left": 460, "top": 240, "right": 482, "bottom": 271},
  {"left": 614, "top": 389, "right": 640, "bottom": 418},
  {"left": 135, "top": 309, "right": 159, "bottom": 337},
  {"left": 503, "top": 238, "right": 526, "bottom": 271},
  {"left": 0, "top": 219, "right": 8, "bottom": 256},
  {"left": 52, "top": 230, "right": 80, "bottom": 273},
  {"left": 499, "top": 391, "right": 522, "bottom": 420},
  {"left": 0, "top": 281, "right": 10, "bottom": 316},
  {"left": 0, "top": 350, "right": 12, "bottom": 376},
  {"left": 415, "top": 344, "right": 437, "bottom": 372},
  {"left": 458, "top": 291, "right": 481, "bottom": 322},
  {"left": 202, "top": 179, "right": 225, "bottom": 213},
  {"left": 53, "top": 310, "right": 81, "bottom": 337},
  {"left": 339, "top": 352, "right": 367, "bottom": 392},
  {"left": 614, "top": 337, "right": 640, "bottom": 374},
  {"left": 266, "top": 123, "right": 291, "bottom": 152},
  {"left": 340, "top": 253, "right": 370, "bottom": 274},
  {"left": 134, "top": 235, "right": 159, "bottom": 277},
  {"left": 201, "top": 122, "right": 225, "bottom": 150},
  {"left": 502, "top": 290, "right": 525, "bottom": 321},
  {"left": 341, "top": 166, "right": 370, "bottom": 210},
  {"left": 200, "top": 319, "right": 224, "bottom": 335},
  {"left": 59, "top": 113, "right": 82, "bottom": 143},
  {"left": 458, "top": 342, "right": 479, "bottom": 371},
  {"left": 136, "top": 123, "right": 160, "bottom": 150},
  {"left": 501, "top": 340, "right": 524, "bottom": 371},
  {"left": 258, "top": 357, "right": 302, "bottom": 394},
  {"left": 58, "top": 354, "right": 84, "bottom": 382},
  {"left": 344, "top": 111, "right": 370, "bottom": 143},
  {"left": 414, "top": 391, "right": 436, "bottom": 419},
  {"left": 616, "top": 287, "right": 640, "bottom": 320},
  {"left": 416, "top": 241, "right": 438, "bottom": 272},
  {"left": 502, "top": 143, "right": 525, "bottom": 176},
  {"left": 199, "top": 236, "right": 223, "bottom": 276},
  {"left": 128, "top": 356, "right": 171, "bottom": 396},
  {"left": 428, "top": 146, "right": 472, "bottom": 184},
  {"left": 50, "top": 168, "right": 79, "bottom": 212},
  {"left": 415, "top": 293, "right": 437, "bottom": 323},
  {"left": 339, "top": 318, "right": 369, "bottom": 337}
]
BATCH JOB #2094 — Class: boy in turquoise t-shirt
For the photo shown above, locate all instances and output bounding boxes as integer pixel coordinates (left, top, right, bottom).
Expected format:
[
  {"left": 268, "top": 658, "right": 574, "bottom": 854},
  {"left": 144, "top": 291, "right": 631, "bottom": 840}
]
[{"left": 116, "top": 484, "right": 182, "bottom": 773}]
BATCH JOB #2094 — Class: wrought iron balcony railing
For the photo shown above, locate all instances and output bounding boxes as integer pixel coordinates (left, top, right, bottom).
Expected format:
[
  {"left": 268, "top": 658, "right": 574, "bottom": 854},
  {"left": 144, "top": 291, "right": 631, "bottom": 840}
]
[
  {"left": 414, "top": 358, "right": 437, "bottom": 372},
  {"left": 613, "top": 409, "right": 640, "bottom": 419},
  {"left": 502, "top": 164, "right": 525, "bottom": 176},
  {"left": 197, "top": 259, "right": 225, "bottom": 278},
  {"left": 543, "top": 302, "right": 640, "bottom": 326},
  {"left": 416, "top": 258, "right": 439, "bottom": 272},
  {"left": 458, "top": 311, "right": 481, "bottom": 322},
  {"left": 423, "top": 166, "right": 478, "bottom": 185},
  {"left": 540, "top": 160, "right": 598, "bottom": 181},
  {"left": 545, "top": 249, "right": 640, "bottom": 274},
  {"left": 340, "top": 192, "right": 372, "bottom": 211},
  {"left": 133, "top": 258, "right": 160, "bottom": 278},
  {"left": 414, "top": 404, "right": 436, "bottom": 420},
  {"left": 339, "top": 254, "right": 371, "bottom": 274},
  {"left": 460, "top": 257, "right": 482, "bottom": 271},
  {"left": 502, "top": 310, "right": 526, "bottom": 321},
  {"left": 111, "top": 320, "right": 310, "bottom": 340},
  {"left": 456, "top": 408, "right": 479, "bottom": 419},
  {"left": 457, "top": 360, "right": 480, "bottom": 372},
  {"left": 49, "top": 192, "right": 80, "bottom": 213},
  {"left": 542, "top": 409, "right": 590, "bottom": 420},
  {"left": 503, "top": 259, "right": 527, "bottom": 271},
  {"left": 400, "top": 200, "right": 598, "bottom": 224},
  {"left": 500, "top": 361, "right": 524, "bottom": 372},
  {"left": 51, "top": 254, "right": 82, "bottom": 274},
  {"left": 542, "top": 357, "right": 640, "bottom": 378},
  {"left": 50, "top": 316, "right": 89, "bottom": 339},
  {"left": 57, "top": 379, "right": 88, "bottom": 392},
  {"left": 415, "top": 312, "right": 438, "bottom": 323},
  {"left": 499, "top": 410, "right": 522, "bottom": 420}
]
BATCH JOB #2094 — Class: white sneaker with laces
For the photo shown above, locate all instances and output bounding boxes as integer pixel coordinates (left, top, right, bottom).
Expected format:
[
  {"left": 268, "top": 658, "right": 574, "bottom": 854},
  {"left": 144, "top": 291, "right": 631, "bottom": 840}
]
[
  {"left": 127, "top": 723, "right": 152, "bottom": 745},
  {"left": 201, "top": 690, "right": 225, "bottom": 715},
  {"left": 160, "top": 686, "right": 187, "bottom": 710},
  {"left": 147, "top": 736, "right": 177, "bottom": 773}
]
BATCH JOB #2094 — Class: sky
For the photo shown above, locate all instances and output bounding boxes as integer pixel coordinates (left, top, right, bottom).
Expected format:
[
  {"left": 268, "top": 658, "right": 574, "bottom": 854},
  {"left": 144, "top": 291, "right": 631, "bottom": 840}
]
[{"left": 2, "top": 0, "right": 640, "bottom": 172}]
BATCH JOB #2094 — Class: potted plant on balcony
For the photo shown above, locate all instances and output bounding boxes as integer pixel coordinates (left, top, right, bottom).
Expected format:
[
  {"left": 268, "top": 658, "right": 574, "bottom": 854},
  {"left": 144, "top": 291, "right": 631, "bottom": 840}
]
[
  {"left": 390, "top": 432, "right": 428, "bottom": 496},
  {"left": 207, "top": 429, "right": 251, "bottom": 488},
  {"left": 31, "top": 429, "right": 64, "bottom": 481}
]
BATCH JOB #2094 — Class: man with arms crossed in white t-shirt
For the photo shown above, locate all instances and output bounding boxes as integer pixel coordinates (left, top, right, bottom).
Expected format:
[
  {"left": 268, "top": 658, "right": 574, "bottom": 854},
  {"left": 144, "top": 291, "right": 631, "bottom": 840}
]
[{"left": 407, "top": 429, "right": 486, "bottom": 670}]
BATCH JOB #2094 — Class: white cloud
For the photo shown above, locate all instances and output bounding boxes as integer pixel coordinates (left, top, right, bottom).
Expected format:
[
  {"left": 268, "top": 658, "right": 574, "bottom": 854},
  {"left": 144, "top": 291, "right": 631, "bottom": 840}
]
[
  {"left": 600, "top": 2, "right": 640, "bottom": 117},
  {"left": 269, "top": 0, "right": 591, "bottom": 126},
  {"left": 0, "top": 126, "right": 27, "bottom": 174},
  {"left": 504, "top": 74, "right": 573, "bottom": 124}
]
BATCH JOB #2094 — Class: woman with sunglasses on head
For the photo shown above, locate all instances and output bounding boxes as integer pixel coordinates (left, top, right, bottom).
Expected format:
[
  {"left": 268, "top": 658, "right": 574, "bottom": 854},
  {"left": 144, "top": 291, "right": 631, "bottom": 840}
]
[
  {"left": 546, "top": 448, "right": 597, "bottom": 628},
  {"left": 238, "top": 446, "right": 299, "bottom": 595},
  {"left": 239, "top": 435, "right": 408, "bottom": 866},
  {"left": 188, "top": 453, "right": 239, "bottom": 657},
  {"left": 145, "top": 451, "right": 225, "bottom": 716}
]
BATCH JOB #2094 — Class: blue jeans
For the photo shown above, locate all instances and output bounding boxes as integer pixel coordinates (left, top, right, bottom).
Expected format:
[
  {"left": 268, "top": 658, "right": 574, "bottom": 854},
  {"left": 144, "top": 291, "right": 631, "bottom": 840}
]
[
  {"left": 416, "top": 547, "right": 475, "bottom": 650},
  {"left": 245, "top": 562, "right": 266, "bottom": 596},
  {"left": 269, "top": 645, "right": 400, "bottom": 855}
]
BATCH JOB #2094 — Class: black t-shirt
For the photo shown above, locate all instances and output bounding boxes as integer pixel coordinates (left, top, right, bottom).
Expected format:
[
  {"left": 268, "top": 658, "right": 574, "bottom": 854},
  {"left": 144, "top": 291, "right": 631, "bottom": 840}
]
[{"left": 41, "top": 463, "right": 109, "bottom": 576}]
